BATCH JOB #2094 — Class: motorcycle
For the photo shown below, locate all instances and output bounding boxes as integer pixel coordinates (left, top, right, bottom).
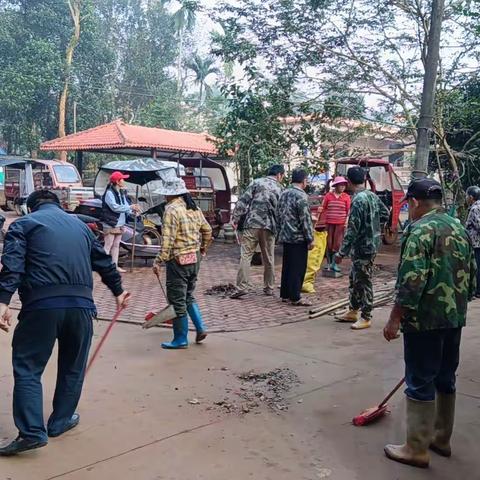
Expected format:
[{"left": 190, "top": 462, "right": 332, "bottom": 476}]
[{"left": 75, "top": 198, "right": 164, "bottom": 259}]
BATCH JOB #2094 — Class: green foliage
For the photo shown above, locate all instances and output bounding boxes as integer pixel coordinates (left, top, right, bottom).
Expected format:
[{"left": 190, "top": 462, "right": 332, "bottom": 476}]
[
  {"left": 0, "top": 0, "right": 219, "bottom": 157},
  {"left": 432, "top": 77, "right": 480, "bottom": 189},
  {"left": 185, "top": 53, "right": 220, "bottom": 103},
  {"left": 214, "top": 77, "right": 328, "bottom": 189},
  {"left": 136, "top": 83, "right": 183, "bottom": 130}
]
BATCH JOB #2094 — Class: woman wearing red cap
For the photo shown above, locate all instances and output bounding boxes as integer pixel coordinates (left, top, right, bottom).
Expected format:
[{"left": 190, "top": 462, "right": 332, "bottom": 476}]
[
  {"left": 102, "top": 171, "right": 139, "bottom": 272},
  {"left": 321, "top": 176, "right": 351, "bottom": 272}
]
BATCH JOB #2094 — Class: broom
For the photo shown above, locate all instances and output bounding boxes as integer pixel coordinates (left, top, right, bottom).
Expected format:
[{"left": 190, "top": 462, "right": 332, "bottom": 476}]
[
  {"left": 142, "top": 271, "right": 177, "bottom": 329},
  {"left": 86, "top": 294, "right": 130, "bottom": 374},
  {"left": 352, "top": 378, "right": 405, "bottom": 426}
]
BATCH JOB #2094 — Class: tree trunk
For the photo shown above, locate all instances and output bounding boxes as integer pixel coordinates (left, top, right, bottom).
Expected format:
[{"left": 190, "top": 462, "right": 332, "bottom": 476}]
[
  {"left": 176, "top": 29, "right": 184, "bottom": 94},
  {"left": 58, "top": 0, "right": 82, "bottom": 162},
  {"left": 413, "top": 0, "right": 445, "bottom": 179},
  {"left": 30, "top": 122, "right": 38, "bottom": 159},
  {"left": 199, "top": 81, "right": 204, "bottom": 106}
]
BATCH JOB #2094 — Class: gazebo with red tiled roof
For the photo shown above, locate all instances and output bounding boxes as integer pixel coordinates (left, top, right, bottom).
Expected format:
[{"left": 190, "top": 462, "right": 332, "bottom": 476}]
[{"left": 40, "top": 120, "right": 223, "bottom": 172}]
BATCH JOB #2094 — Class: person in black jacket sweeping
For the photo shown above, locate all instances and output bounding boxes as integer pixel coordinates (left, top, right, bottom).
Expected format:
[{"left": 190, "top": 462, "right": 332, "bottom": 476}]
[{"left": 0, "top": 190, "right": 130, "bottom": 456}]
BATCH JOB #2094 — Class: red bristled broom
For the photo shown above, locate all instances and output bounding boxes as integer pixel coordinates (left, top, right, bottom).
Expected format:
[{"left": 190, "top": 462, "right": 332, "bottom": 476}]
[{"left": 352, "top": 378, "right": 405, "bottom": 426}]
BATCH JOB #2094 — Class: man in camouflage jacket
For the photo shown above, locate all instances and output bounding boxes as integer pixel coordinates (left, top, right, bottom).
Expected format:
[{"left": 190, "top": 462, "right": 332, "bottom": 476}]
[
  {"left": 383, "top": 178, "right": 476, "bottom": 469},
  {"left": 277, "top": 169, "right": 314, "bottom": 306},
  {"left": 231, "top": 165, "right": 285, "bottom": 298},
  {"left": 465, "top": 185, "right": 480, "bottom": 297},
  {"left": 335, "top": 166, "right": 390, "bottom": 329}
]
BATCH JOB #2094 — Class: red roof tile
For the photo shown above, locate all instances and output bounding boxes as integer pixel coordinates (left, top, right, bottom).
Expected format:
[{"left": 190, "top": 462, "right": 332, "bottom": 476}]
[{"left": 40, "top": 120, "right": 219, "bottom": 155}]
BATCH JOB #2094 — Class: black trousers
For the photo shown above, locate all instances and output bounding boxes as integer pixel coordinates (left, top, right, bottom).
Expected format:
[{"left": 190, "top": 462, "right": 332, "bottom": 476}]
[
  {"left": 474, "top": 248, "right": 480, "bottom": 295},
  {"left": 280, "top": 242, "right": 308, "bottom": 302},
  {"left": 12, "top": 308, "right": 94, "bottom": 442},
  {"left": 404, "top": 328, "right": 462, "bottom": 402}
]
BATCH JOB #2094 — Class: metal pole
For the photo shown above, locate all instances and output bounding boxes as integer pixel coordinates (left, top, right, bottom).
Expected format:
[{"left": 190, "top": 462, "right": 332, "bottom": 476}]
[
  {"left": 76, "top": 151, "right": 84, "bottom": 177},
  {"left": 24, "top": 162, "right": 34, "bottom": 195},
  {"left": 130, "top": 185, "right": 139, "bottom": 273},
  {"left": 413, "top": 0, "right": 445, "bottom": 180},
  {"left": 146, "top": 181, "right": 153, "bottom": 207}
]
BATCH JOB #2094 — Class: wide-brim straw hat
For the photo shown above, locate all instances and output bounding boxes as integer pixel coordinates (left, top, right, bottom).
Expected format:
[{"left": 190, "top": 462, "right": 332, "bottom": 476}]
[{"left": 154, "top": 178, "right": 189, "bottom": 196}]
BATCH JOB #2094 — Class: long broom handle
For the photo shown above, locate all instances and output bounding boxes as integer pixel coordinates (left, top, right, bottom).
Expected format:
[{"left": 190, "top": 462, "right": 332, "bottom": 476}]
[
  {"left": 86, "top": 295, "right": 130, "bottom": 374},
  {"left": 155, "top": 271, "right": 169, "bottom": 302},
  {"left": 378, "top": 378, "right": 405, "bottom": 408}
]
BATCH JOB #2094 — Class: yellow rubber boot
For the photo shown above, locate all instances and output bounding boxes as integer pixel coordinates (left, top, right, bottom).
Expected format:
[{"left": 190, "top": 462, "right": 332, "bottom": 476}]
[
  {"left": 384, "top": 397, "right": 435, "bottom": 468},
  {"left": 430, "top": 393, "right": 455, "bottom": 457},
  {"left": 337, "top": 309, "right": 359, "bottom": 322}
]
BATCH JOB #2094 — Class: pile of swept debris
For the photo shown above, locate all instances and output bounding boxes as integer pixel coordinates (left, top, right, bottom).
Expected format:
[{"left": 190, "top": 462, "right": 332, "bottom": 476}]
[
  {"left": 205, "top": 283, "right": 237, "bottom": 297},
  {"left": 205, "top": 368, "right": 301, "bottom": 415}
]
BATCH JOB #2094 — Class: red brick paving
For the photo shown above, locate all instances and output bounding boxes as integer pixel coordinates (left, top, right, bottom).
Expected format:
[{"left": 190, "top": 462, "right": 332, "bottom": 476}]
[
  {"left": 8, "top": 239, "right": 398, "bottom": 332},
  {"left": 97, "top": 242, "right": 396, "bottom": 331}
]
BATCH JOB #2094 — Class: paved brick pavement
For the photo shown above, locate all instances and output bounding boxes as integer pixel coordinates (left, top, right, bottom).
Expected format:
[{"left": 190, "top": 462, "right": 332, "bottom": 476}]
[
  {"left": 9, "top": 241, "right": 397, "bottom": 331},
  {"left": 3, "top": 211, "right": 398, "bottom": 332},
  {"left": 92, "top": 242, "right": 397, "bottom": 332},
  {"left": 5, "top": 215, "right": 397, "bottom": 331}
]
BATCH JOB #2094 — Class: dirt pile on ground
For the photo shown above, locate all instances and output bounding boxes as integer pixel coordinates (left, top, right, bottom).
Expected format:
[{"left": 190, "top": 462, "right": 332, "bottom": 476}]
[
  {"left": 207, "top": 367, "right": 301, "bottom": 415},
  {"left": 205, "top": 283, "right": 237, "bottom": 297}
]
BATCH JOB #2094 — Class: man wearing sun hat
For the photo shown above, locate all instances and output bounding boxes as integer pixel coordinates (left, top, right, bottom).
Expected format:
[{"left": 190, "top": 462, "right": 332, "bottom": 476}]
[
  {"left": 383, "top": 178, "right": 476, "bottom": 468},
  {"left": 153, "top": 178, "right": 212, "bottom": 349}
]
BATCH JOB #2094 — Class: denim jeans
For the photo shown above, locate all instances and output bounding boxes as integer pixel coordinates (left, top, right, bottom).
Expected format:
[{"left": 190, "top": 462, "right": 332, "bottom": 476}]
[{"left": 404, "top": 328, "right": 462, "bottom": 401}]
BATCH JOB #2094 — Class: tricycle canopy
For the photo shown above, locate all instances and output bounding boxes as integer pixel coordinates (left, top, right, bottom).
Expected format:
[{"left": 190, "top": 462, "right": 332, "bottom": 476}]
[{"left": 94, "top": 158, "right": 185, "bottom": 204}]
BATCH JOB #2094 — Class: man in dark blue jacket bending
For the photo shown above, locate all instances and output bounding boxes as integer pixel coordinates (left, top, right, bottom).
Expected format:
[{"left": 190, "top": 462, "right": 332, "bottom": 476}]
[{"left": 0, "top": 190, "right": 130, "bottom": 456}]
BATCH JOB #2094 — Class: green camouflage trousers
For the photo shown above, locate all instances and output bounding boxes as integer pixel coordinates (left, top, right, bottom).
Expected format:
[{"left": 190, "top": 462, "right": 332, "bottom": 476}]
[{"left": 349, "top": 255, "right": 375, "bottom": 320}]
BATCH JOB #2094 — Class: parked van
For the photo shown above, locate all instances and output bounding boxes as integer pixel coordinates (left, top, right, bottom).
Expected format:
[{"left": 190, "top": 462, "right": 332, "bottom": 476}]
[{"left": 0, "top": 157, "right": 91, "bottom": 215}]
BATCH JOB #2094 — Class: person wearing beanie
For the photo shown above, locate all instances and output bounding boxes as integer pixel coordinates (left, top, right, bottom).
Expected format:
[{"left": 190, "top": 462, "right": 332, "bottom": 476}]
[{"left": 335, "top": 166, "right": 389, "bottom": 329}]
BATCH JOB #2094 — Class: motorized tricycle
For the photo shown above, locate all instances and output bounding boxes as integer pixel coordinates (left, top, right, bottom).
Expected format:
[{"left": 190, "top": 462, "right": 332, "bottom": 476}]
[
  {"left": 308, "top": 158, "right": 405, "bottom": 245},
  {"left": 333, "top": 157, "right": 405, "bottom": 244}
]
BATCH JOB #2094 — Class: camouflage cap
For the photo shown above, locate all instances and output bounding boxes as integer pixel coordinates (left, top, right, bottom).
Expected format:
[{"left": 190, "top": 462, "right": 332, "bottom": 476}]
[{"left": 403, "top": 178, "right": 442, "bottom": 201}]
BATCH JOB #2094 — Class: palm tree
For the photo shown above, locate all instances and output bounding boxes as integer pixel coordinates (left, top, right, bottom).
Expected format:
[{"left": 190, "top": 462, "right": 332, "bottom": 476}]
[
  {"left": 163, "top": 0, "right": 199, "bottom": 93},
  {"left": 186, "top": 53, "right": 220, "bottom": 104}
]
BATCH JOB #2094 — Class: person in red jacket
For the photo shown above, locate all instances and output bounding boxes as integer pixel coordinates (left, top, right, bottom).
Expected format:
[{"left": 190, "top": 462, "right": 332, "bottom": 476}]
[{"left": 321, "top": 176, "right": 351, "bottom": 273}]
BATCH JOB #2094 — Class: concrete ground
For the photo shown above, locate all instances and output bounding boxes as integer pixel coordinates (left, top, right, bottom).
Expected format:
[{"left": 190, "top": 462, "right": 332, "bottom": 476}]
[{"left": 1, "top": 300, "right": 479, "bottom": 480}]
